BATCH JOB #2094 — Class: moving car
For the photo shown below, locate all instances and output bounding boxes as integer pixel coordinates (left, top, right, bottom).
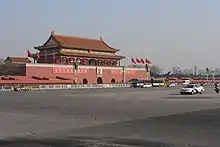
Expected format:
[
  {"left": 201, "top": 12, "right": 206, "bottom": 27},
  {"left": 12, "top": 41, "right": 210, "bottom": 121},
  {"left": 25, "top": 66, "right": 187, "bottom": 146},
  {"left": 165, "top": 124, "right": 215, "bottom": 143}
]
[
  {"left": 141, "top": 83, "right": 152, "bottom": 88},
  {"left": 131, "top": 79, "right": 147, "bottom": 88},
  {"left": 14, "top": 85, "right": 32, "bottom": 91},
  {"left": 180, "top": 84, "right": 204, "bottom": 95},
  {"left": 152, "top": 80, "right": 166, "bottom": 87}
]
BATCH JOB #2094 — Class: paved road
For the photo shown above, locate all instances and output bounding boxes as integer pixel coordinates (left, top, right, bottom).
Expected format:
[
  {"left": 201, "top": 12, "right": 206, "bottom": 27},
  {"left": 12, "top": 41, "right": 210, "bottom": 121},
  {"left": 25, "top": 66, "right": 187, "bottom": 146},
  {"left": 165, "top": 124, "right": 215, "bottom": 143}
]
[{"left": 0, "top": 87, "right": 220, "bottom": 147}]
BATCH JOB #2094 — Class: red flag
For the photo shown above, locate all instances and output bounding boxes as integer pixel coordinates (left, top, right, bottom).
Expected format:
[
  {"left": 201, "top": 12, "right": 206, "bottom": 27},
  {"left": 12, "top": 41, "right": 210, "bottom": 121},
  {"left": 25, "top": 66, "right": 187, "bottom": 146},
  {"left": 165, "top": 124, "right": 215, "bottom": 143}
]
[
  {"left": 146, "top": 58, "right": 151, "bottom": 64},
  {"left": 140, "top": 58, "right": 145, "bottom": 64},
  {"left": 136, "top": 58, "right": 141, "bottom": 63},
  {"left": 131, "top": 58, "right": 136, "bottom": 64},
  {"left": 36, "top": 52, "right": 40, "bottom": 59},
  {"left": 27, "top": 50, "right": 32, "bottom": 58}
]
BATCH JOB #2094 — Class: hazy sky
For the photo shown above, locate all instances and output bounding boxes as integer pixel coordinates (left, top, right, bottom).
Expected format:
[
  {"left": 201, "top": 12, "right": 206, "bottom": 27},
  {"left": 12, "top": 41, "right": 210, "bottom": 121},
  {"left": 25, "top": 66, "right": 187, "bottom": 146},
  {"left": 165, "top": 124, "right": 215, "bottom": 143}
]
[{"left": 0, "top": 0, "right": 220, "bottom": 70}]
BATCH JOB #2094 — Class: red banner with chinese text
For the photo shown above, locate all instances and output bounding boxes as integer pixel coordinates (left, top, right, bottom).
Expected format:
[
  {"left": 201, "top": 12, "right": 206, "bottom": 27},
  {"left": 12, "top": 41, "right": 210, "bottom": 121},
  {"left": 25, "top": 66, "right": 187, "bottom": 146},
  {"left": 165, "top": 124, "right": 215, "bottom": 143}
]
[
  {"left": 110, "top": 70, "right": 136, "bottom": 75},
  {"left": 52, "top": 68, "right": 88, "bottom": 74}
]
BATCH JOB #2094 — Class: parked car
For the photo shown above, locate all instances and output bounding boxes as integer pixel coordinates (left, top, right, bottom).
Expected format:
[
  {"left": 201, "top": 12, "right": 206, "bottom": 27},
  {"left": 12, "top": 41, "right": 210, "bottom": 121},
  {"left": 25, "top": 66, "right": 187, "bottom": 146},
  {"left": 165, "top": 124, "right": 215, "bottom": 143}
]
[
  {"left": 167, "top": 83, "right": 178, "bottom": 87},
  {"left": 141, "top": 83, "right": 152, "bottom": 88},
  {"left": 131, "top": 79, "right": 146, "bottom": 88},
  {"left": 14, "top": 86, "right": 32, "bottom": 92},
  {"left": 152, "top": 80, "right": 165, "bottom": 87},
  {"left": 180, "top": 84, "right": 204, "bottom": 95}
]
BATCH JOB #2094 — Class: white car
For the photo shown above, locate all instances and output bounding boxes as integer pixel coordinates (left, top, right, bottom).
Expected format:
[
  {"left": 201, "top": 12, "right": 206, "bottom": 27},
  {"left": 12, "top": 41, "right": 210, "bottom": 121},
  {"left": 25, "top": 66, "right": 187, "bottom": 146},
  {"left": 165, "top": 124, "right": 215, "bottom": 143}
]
[
  {"left": 141, "top": 83, "right": 152, "bottom": 88},
  {"left": 180, "top": 84, "right": 204, "bottom": 95},
  {"left": 152, "top": 83, "right": 160, "bottom": 87},
  {"left": 168, "top": 83, "right": 177, "bottom": 87}
]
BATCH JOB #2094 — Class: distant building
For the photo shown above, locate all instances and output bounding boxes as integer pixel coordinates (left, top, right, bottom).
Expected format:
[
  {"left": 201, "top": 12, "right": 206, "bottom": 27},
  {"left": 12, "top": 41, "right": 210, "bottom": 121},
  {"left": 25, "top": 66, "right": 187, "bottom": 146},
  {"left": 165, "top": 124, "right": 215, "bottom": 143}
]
[
  {"left": 0, "top": 59, "right": 4, "bottom": 65},
  {"left": 4, "top": 57, "right": 30, "bottom": 64}
]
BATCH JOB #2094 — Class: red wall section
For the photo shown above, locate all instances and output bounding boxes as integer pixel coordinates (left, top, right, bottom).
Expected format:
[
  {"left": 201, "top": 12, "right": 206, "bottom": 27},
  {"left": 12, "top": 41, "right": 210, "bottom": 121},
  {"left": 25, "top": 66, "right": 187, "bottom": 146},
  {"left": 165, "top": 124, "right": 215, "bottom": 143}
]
[{"left": 26, "top": 64, "right": 149, "bottom": 84}]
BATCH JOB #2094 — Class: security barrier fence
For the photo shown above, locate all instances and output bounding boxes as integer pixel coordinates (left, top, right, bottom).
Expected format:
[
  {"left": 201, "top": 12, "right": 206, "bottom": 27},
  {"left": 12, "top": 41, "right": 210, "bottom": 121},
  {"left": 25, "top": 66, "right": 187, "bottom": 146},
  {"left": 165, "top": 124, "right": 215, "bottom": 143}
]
[
  {"left": 0, "top": 83, "right": 215, "bottom": 92},
  {"left": 0, "top": 83, "right": 131, "bottom": 91}
]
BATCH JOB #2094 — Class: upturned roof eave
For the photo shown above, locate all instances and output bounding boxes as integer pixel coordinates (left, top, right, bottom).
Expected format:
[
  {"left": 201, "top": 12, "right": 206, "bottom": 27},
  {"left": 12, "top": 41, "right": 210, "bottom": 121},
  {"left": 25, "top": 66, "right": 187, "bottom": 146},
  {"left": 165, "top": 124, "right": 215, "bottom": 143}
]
[{"left": 34, "top": 44, "right": 61, "bottom": 50}]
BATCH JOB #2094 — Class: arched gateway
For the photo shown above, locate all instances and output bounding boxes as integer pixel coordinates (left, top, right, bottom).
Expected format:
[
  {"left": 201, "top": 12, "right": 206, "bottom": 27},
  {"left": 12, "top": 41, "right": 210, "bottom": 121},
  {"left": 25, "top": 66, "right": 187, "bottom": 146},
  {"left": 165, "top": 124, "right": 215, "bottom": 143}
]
[
  {"left": 97, "top": 77, "right": 103, "bottom": 84},
  {"left": 82, "top": 78, "right": 88, "bottom": 84},
  {"left": 111, "top": 78, "right": 116, "bottom": 84}
]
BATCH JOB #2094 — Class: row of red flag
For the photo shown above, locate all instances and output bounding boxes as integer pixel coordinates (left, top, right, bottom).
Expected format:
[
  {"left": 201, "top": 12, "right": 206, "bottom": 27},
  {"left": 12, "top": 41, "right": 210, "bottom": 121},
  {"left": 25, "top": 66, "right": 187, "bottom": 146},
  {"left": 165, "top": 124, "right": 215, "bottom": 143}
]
[
  {"left": 131, "top": 58, "right": 151, "bottom": 64},
  {"left": 28, "top": 50, "right": 57, "bottom": 62},
  {"left": 27, "top": 50, "right": 40, "bottom": 59}
]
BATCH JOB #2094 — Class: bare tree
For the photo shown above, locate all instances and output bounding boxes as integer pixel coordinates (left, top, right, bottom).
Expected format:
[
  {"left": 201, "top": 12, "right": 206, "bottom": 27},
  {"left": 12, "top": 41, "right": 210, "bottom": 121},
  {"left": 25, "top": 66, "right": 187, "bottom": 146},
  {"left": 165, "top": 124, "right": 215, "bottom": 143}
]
[
  {"left": 150, "top": 65, "right": 163, "bottom": 76},
  {"left": 0, "top": 58, "right": 4, "bottom": 65},
  {"left": 172, "top": 67, "right": 181, "bottom": 75}
]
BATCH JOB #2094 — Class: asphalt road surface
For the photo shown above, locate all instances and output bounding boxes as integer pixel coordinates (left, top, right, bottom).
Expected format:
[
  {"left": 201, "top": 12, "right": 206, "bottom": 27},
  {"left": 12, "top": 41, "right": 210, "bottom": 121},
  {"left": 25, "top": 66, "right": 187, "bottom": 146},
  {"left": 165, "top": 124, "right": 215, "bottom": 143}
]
[{"left": 0, "top": 87, "right": 220, "bottom": 147}]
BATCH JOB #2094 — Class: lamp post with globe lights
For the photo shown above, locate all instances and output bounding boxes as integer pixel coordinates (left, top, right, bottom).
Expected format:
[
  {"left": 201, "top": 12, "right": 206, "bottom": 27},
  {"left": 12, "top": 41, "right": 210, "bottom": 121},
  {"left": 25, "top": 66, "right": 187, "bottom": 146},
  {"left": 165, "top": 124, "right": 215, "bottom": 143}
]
[
  {"left": 206, "top": 68, "right": 209, "bottom": 83},
  {"left": 212, "top": 71, "right": 215, "bottom": 82},
  {"left": 122, "top": 66, "right": 125, "bottom": 83},
  {"left": 73, "top": 59, "right": 80, "bottom": 84}
]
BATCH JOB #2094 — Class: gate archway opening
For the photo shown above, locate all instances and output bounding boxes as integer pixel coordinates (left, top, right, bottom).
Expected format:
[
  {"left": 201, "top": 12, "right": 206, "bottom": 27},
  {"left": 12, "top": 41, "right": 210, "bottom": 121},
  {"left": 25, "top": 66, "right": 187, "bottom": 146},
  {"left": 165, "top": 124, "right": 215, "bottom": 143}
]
[
  {"left": 82, "top": 78, "right": 88, "bottom": 84},
  {"left": 97, "top": 77, "right": 103, "bottom": 84},
  {"left": 111, "top": 78, "right": 116, "bottom": 84}
]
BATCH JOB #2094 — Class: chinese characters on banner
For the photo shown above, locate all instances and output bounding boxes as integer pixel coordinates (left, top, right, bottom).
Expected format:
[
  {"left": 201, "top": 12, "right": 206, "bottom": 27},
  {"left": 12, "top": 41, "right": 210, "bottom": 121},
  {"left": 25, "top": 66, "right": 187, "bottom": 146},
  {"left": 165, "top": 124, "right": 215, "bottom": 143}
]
[
  {"left": 110, "top": 70, "right": 136, "bottom": 75},
  {"left": 52, "top": 68, "right": 136, "bottom": 75},
  {"left": 52, "top": 68, "right": 88, "bottom": 74}
]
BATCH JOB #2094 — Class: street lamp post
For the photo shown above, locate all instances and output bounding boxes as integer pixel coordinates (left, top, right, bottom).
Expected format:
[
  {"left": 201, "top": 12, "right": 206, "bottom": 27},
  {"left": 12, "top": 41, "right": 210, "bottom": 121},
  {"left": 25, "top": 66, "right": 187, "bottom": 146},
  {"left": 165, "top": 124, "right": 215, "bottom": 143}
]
[
  {"left": 73, "top": 61, "right": 79, "bottom": 84},
  {"left": 206, "top": 68, "right": 209, "bottom": 83},
  {"left": 212, "top": 71, "right": 215, "bottom": 82},
  {"left": 122, "top": 66, "right": 125, "bottom": 83},
  {"left": 145, "top": 64, "right": 150, "bottom": 79},
  {"left": 206, "top": 74, "right": 209, "bottom": 83}
]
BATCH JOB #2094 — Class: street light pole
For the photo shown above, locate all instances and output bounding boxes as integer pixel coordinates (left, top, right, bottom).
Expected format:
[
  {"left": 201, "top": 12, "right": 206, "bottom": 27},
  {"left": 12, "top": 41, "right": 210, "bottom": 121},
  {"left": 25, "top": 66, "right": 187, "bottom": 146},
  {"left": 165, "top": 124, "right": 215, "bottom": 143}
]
[
  {"left": 206, "top": 74, "right": 209, "bottom": 83},
  {"left": 206, "top": 68, "right": 209, "bottom": 83},
  {"left": 122, "top": 66, "right": 125, "bottom": 83},
  {"left": 212, "top": 71, "right": 215, "bottom": 82},
  {"left": 72, "top": 63, "right": 74, "bottom": 85},
  {"left": 73, "top": 61, "right": 79, "bottom": 84},
  {"left": 145, "top": 64, "right": 150, "bottom": 79}
]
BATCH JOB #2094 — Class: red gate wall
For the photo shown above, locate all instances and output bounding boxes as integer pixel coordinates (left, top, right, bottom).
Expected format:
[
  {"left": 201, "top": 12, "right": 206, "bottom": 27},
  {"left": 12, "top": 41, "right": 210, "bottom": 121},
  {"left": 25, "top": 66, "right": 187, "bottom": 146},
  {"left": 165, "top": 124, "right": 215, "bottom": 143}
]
[{"left": 26, "top": 63, "right": 149, "bottom": 84}]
